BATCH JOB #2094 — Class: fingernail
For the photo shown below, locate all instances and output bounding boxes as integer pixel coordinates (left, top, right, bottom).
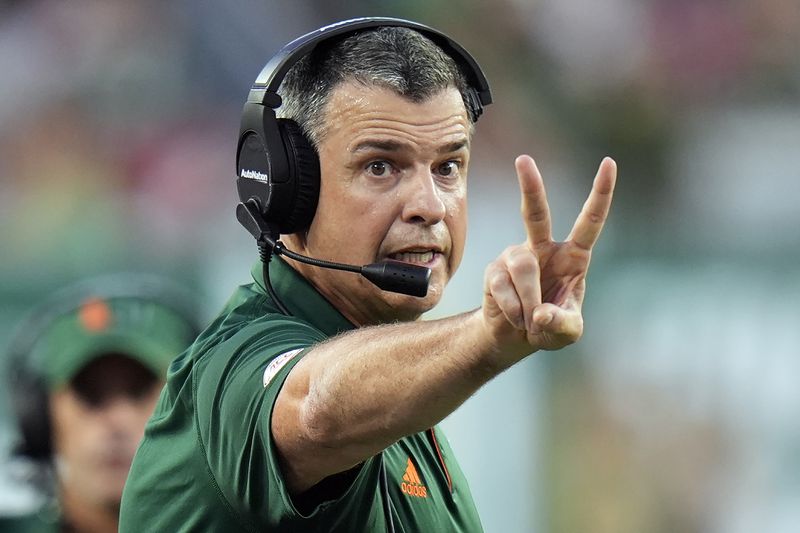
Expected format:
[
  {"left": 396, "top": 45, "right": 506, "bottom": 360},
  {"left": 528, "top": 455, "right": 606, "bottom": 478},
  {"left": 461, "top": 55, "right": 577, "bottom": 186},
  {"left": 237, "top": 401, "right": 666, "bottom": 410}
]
[{"left": 538, "top": 312, "right": 553, "bottom": 326}]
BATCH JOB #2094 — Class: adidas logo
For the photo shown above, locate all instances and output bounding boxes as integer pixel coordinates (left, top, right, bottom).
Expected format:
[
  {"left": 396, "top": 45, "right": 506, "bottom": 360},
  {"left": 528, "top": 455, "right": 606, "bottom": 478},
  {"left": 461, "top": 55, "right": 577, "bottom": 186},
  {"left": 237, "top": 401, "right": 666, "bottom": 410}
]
[{"left": 400, "top": 457, "right": 428, "bottom": 498}]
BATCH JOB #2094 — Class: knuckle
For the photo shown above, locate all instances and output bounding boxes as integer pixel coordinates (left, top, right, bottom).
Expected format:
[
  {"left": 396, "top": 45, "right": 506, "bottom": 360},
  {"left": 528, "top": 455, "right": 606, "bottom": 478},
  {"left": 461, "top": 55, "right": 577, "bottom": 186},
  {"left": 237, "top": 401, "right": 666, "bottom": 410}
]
[
  {"left": 567, "top": 248, "right": 590, "bottom": 262},
  {"left": 484, "top": 260, "right": 503, "bottom": 280},
  {"left": 525, "top": 207, "right": 548, "bottom": 223},
  {"left": 488, "top": 270, "right": 509, "bottom": 293},
  {"left": 500, "top": 245, "right": 518, "bottom": 260},
  {"left": 587, "top": 211, "right": 606, "bottom": 225},
  {"left": 506, "top": 250, "right": 537, "bottom": 276},
  {"left": 499, "top": 299, "right": 523, "bottom": 327}
]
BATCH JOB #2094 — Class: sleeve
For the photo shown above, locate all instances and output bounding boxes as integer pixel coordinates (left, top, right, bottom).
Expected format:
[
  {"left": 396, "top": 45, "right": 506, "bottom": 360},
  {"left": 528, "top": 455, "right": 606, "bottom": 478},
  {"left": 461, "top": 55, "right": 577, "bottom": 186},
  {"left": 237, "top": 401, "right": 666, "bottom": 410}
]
[{"left": 193, "top": 314, "right": 384, "bottom": 531}]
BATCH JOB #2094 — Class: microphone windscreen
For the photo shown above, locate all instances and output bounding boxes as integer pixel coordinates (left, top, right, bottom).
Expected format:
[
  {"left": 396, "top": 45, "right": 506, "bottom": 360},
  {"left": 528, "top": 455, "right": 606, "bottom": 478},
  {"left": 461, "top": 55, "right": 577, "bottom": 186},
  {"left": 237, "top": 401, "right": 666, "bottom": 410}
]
[{"left": 360, "top": 260, "right": 430, "bottom": 297}]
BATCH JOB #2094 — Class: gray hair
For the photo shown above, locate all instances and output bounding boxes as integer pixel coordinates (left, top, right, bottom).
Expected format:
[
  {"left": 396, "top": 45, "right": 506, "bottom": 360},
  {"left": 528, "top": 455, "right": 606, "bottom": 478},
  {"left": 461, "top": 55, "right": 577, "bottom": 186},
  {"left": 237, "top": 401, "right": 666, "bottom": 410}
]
[{"left": 276, "top": 26, "right": 472, "bottom": 147}]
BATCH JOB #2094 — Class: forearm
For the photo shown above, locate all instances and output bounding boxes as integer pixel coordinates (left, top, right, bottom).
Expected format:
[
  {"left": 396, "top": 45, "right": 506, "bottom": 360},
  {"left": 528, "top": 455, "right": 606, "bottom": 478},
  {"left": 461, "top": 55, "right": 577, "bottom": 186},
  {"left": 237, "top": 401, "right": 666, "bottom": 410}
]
[
  {"left": 306, "top": 310, "right": 506, "bottom": 440},
  {"left": 273, "top": 308, "right": 529, "bottom": 491}
]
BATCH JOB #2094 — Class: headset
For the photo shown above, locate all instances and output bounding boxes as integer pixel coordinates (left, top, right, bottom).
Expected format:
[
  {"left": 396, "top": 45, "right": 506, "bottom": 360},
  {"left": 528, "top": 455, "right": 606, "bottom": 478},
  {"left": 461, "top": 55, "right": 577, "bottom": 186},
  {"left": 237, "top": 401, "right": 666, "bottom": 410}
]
[
  {"left": 234, "top": 17, "right": 493, "bottom": 306},
  {"left": 4, "top": 274, "right": 203, "bottom": 462}
]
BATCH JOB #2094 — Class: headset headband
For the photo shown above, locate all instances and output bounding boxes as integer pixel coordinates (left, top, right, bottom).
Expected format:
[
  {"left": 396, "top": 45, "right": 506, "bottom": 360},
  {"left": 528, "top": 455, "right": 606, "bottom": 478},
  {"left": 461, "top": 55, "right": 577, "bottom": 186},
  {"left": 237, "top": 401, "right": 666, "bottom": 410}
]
[{"left": 245, "top": 17, "right": 493, "bottom": 113}]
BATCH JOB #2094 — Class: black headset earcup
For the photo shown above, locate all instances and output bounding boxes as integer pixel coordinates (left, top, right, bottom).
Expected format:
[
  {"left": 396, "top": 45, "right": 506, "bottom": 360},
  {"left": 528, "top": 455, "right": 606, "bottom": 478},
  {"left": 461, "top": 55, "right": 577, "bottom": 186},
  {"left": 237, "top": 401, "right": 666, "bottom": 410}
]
[
  {"left": 8, "top": 357, "right": 51, "bottom": 460},
  {"left": 277, "top": 118, "right": 320, "bottom": 233}
]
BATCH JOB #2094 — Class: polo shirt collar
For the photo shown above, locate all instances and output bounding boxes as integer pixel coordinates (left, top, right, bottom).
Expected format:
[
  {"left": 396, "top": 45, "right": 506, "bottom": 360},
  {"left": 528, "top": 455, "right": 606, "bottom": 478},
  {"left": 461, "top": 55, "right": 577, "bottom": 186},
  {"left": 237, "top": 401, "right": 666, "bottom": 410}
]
[{"left": 250, "top": 258, "right": 354, "bottom": 337}]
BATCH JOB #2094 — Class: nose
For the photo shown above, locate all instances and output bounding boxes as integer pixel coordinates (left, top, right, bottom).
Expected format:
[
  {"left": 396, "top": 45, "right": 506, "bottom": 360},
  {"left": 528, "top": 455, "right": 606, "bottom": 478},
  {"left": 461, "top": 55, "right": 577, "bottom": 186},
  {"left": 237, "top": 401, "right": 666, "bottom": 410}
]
[
  {"left": 401, "top": 167, "right": 446, "bottom": 225},
  {"left": 98, "top": 396, "right": 150, "bottom": 438}
]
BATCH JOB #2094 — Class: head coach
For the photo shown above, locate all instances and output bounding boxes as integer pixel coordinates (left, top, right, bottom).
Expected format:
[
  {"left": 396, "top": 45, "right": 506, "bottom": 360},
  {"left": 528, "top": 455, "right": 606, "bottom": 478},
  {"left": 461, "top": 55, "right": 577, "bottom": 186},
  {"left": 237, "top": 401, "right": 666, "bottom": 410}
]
[{"left": 119, "top": 17, "right": 617, "bottom": 532}]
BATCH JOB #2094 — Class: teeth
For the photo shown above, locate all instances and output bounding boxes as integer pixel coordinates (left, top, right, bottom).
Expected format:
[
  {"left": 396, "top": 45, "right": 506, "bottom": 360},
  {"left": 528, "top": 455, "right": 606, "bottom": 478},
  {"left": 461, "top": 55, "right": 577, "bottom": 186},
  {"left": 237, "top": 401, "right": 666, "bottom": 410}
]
[{"left": 392, "top": 251, "right": 434, "bottom": 264}]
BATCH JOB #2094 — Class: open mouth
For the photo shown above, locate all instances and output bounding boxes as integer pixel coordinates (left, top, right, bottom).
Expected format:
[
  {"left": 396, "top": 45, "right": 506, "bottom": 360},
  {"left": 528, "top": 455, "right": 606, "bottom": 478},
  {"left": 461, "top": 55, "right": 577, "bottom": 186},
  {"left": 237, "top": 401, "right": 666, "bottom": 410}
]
[{"left": 388, "top": 250, "right": 437, "bottom": 264}]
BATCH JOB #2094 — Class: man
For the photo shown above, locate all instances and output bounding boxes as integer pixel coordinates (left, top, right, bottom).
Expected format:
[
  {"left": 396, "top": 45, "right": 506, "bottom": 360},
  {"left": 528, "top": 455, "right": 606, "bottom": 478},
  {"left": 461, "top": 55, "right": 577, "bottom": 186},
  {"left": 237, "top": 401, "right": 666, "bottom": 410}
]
[
  {"left": 120, "top": 18, "right": 617, "bottom": 531},
  {"left": 1, "top": 276, "right": 200, "bottom": 533}
]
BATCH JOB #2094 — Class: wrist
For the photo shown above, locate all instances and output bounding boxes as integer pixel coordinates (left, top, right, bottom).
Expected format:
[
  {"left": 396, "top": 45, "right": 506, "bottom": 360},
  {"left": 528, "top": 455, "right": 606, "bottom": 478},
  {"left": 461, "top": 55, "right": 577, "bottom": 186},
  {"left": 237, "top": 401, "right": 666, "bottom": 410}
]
[{"left": 465, "top": 309, "right": 529, "bottom": 374}]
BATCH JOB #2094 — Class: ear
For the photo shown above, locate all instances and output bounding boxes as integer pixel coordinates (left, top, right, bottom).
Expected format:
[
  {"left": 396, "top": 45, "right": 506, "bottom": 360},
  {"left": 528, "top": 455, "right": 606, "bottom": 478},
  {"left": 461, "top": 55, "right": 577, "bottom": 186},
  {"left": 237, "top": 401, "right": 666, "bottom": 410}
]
[{"left": 281, "top": 230, "right": 310, "bottom": 254}]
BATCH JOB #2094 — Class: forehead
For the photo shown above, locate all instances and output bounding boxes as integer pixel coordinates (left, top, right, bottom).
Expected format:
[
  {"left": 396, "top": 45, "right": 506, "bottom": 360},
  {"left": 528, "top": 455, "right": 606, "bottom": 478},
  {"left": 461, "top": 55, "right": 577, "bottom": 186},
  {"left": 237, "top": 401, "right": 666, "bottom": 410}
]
[{"left": 319, "top": 82, "right": 471, "bottom": 150}]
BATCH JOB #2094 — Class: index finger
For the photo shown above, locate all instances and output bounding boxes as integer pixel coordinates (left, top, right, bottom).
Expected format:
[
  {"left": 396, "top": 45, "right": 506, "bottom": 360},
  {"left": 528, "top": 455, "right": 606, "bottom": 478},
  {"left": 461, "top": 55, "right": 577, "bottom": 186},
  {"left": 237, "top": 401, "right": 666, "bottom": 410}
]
[
  {"left": 567, "top": 157, "right": 617, "bottom": 250},
  {"left": 516, "top": 155, "right": 552, "bottom": 247}
]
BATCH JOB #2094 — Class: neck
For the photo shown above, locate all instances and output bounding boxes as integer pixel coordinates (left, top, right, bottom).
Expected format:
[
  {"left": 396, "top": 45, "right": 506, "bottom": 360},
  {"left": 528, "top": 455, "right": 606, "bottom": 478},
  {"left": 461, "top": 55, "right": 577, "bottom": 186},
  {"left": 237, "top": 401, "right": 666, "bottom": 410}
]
[
  {"left": 278, "top": 236, "right": 431, "bottom": 325},
  {"left": 60, "top": 487, "right": 119, "bottom": 533},
  {"left": 293, "top": 259, "right": 425, "bottom": 326}
]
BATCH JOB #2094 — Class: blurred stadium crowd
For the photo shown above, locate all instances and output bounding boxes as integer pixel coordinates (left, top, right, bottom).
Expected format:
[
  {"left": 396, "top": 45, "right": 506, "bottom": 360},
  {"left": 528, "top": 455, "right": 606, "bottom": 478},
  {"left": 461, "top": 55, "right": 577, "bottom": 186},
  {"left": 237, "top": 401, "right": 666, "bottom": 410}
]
[{"left": 2, "top": 1, "right": 799, "bottom": 532}]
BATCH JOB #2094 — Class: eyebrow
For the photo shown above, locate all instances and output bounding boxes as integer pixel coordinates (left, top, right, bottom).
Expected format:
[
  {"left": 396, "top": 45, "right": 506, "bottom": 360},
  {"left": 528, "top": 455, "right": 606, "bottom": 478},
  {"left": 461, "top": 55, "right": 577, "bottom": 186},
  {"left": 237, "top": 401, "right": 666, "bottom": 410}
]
[
  {"left": 351, "top": 140, "right": 406, "bottom": 154},
  {"left": 437, "top": 140, "right": 469, "bottom": 154},
  {"left": 350, "top": 138, "right": 470, "bottom": 155}
]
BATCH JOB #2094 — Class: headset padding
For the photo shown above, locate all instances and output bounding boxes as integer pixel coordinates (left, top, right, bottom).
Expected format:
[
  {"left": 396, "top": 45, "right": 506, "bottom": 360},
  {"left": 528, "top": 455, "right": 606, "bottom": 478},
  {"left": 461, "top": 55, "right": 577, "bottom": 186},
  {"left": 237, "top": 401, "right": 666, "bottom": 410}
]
[{"left": 277, "top": 118, "right": 320, "bottom": 233}]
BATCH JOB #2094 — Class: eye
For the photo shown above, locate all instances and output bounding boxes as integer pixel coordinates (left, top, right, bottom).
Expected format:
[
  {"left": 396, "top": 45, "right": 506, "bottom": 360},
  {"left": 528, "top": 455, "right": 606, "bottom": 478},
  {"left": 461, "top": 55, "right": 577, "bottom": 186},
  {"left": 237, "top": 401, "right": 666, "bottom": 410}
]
[
  {"left": 367, "top": 160, "right": 391, "bottom": 177},
  {"left": 437, "top": 160, "right": 459, "bottom": 177},
  {"left": 76, "top": 387, "right": 105, "bottom": 409}
]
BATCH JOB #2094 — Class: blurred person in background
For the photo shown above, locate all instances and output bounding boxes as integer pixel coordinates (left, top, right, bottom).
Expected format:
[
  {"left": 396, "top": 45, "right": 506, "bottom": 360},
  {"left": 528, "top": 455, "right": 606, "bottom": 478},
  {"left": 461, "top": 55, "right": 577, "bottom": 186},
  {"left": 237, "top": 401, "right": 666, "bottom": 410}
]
[
  {"left": 119, "top": 18, "right": 616, "bottom": 532},
  {"left": 0, "top": 275, "right": 201, "bottom": 533}
]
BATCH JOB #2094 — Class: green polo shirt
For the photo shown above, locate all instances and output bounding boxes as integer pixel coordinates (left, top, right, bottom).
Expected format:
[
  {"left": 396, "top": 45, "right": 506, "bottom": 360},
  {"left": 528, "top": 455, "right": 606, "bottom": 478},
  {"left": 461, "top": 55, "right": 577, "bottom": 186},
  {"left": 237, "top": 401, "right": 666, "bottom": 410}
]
[
  {"left": 0, "top": 510, "right": 59, "bottom": 533},
  {"left": 119, "top": 258, "right": 483, "bottom": 532}
]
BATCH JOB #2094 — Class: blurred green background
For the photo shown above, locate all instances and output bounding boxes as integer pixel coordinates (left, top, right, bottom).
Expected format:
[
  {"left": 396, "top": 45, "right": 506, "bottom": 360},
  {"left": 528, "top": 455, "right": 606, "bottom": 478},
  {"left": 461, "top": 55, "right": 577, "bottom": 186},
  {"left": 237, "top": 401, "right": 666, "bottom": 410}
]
[{"left": 2, "top": 1, "right": 799, "bottom": 531}]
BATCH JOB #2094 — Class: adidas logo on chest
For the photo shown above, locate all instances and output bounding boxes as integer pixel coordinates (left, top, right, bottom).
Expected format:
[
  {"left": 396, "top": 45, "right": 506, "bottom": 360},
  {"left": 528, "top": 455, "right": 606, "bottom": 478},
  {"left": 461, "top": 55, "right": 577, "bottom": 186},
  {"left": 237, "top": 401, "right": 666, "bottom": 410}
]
[{"left": 400, "top": 457, "right": 428, "bottom": 498}]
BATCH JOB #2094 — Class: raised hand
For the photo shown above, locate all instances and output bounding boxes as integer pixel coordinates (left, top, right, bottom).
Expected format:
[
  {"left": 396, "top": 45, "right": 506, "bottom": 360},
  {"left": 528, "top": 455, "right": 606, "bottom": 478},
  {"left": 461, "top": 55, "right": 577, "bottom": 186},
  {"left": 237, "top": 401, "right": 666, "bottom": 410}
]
[{"left": 482, "top": 155, "right": 617, "bottom": 360}]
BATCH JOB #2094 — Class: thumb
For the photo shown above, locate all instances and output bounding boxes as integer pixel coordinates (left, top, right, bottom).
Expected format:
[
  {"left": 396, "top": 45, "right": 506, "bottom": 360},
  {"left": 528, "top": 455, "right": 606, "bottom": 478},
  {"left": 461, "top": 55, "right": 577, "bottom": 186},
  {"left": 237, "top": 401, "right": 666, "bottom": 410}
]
[{"left": 531, "top": 303, "right": 583, "bottom": 342}]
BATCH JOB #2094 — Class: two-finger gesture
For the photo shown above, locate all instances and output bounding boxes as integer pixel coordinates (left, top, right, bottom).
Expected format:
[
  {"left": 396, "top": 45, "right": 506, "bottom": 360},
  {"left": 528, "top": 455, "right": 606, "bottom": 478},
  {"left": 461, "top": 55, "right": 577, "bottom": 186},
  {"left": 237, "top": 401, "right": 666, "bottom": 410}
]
[{"left": 482, "top": 155, "right": 617, "bottom": 359}]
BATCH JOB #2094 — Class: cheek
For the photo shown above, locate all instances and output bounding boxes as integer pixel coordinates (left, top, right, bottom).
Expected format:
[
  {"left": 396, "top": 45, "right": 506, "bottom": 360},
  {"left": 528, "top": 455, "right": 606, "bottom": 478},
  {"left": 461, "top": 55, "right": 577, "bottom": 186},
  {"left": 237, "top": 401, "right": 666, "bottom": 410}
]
[
  {"left": 312, "top": 188, "right": 395, "bottom": 252},
  {"left": 445, "top": 194, "right": 468, "bottom": 267},
  {"left": 50, "top": 398, "right": 92, "bottom": 460}
]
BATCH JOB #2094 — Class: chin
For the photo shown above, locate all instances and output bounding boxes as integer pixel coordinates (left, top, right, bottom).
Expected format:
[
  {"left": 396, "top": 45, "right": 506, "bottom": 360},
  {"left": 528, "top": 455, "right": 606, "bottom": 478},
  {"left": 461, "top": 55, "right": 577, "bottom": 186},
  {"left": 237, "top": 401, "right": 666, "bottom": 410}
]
[{"left": 385, "top": 279, "right": 444, "bottom": 318}]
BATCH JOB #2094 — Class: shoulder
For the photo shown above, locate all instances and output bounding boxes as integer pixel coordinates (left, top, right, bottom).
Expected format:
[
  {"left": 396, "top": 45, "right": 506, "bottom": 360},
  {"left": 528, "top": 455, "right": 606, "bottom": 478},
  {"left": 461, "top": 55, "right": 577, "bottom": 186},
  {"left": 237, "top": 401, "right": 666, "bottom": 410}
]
[
  {"left": 198, "top": 310, "right": 326, "bottom": 376},
  {"left": 190, "top": 307, "right": 327, "bottom": 425},
  {"left": 0, "top": 511, "right": 59, "bottom": 533}
]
